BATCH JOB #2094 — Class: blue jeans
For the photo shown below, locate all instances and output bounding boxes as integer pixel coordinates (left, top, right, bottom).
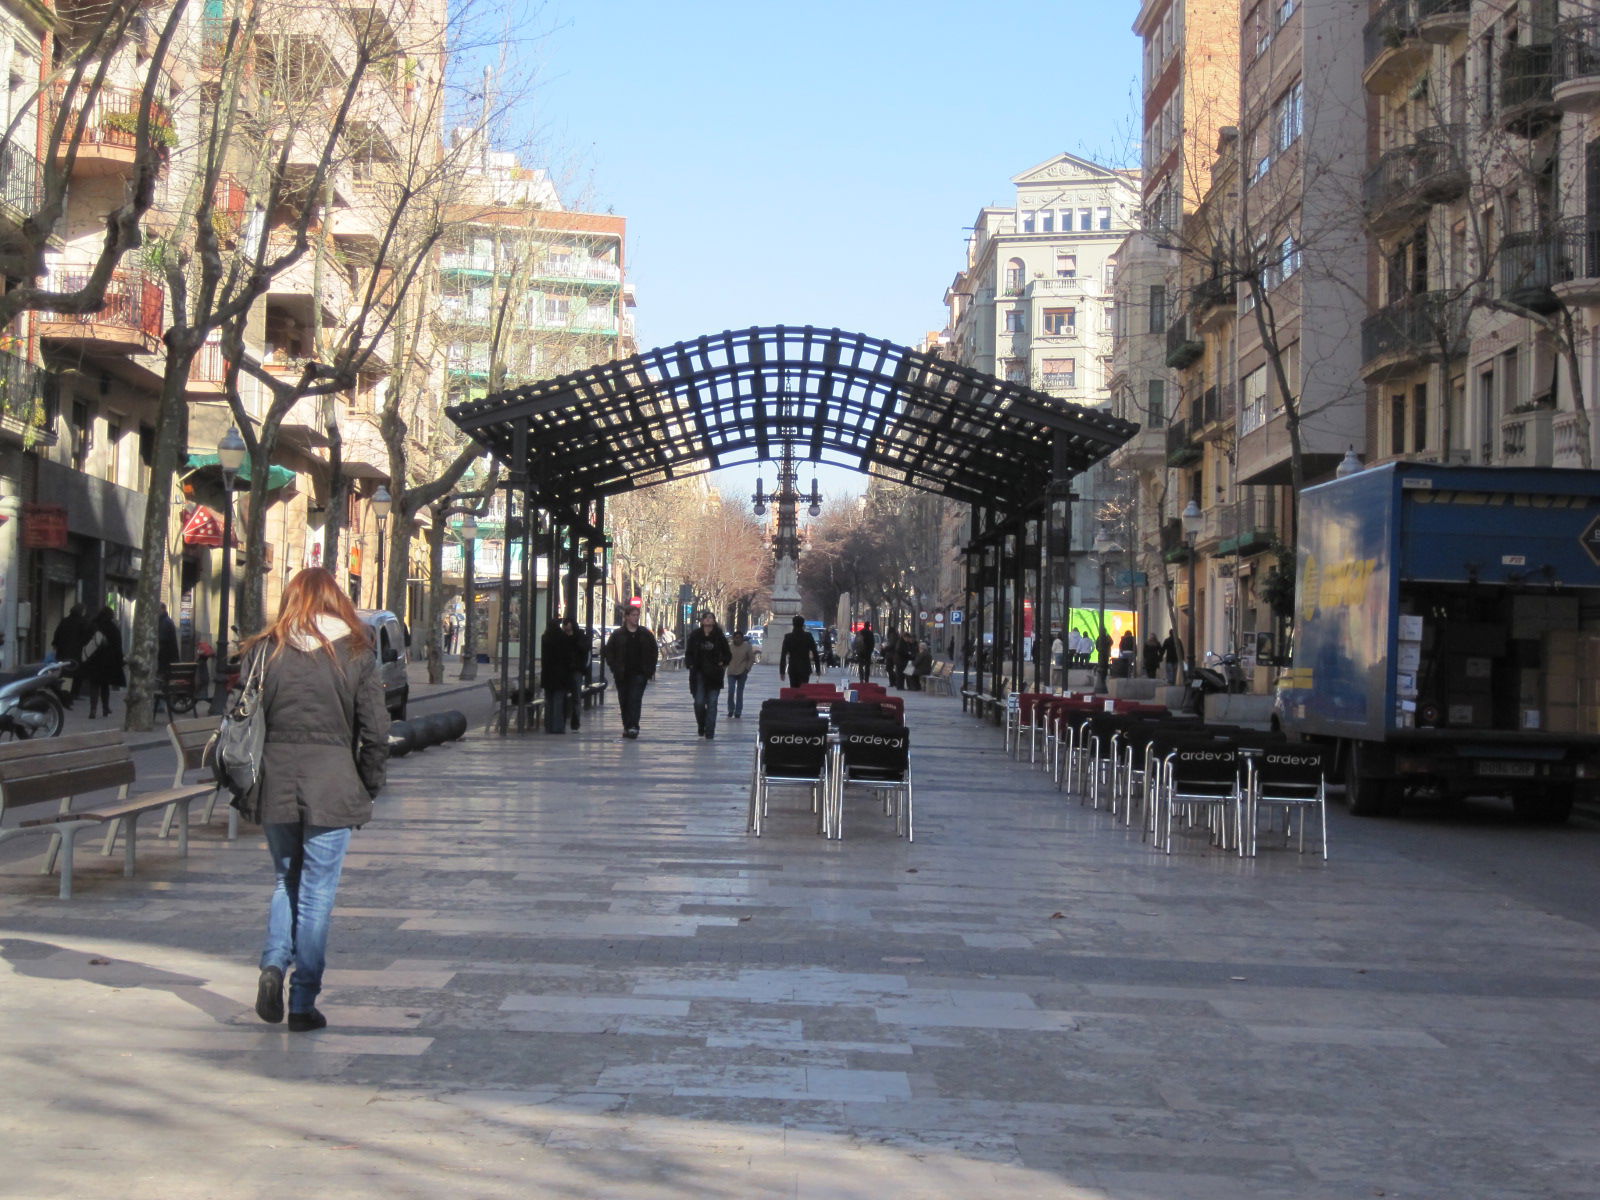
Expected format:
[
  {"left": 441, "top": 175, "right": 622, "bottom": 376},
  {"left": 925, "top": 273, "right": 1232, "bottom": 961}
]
[
  {"left": 691, "top": 673, "right": 722, "bottom": 735},
  {"left": 543, "top": 687, "right": 566, "bottom": 732},
  {"left": 261, "top": 821, "right": 353, "bottom": 1014},
  {"left": 726, "top": 671, "right": 748, "bottom": 717},
  {"left": 618, "top": 674, "right": 648, "bottom": 731}
]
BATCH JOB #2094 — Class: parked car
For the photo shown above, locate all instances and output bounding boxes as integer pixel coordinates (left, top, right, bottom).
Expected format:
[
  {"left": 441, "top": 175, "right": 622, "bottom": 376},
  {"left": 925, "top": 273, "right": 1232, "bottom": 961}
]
[{"left": 357, "top": 609, "right": 409, "bottom": 719}]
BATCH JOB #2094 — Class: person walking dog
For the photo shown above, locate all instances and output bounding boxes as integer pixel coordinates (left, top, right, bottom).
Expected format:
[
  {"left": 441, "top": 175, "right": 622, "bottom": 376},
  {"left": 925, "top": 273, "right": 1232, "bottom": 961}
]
[
  {"left": 243, "top": 567, "right": 389, "bottom": 1034},
  {"left": 604, "top": 604, "right": 659, "bottom": 739}
]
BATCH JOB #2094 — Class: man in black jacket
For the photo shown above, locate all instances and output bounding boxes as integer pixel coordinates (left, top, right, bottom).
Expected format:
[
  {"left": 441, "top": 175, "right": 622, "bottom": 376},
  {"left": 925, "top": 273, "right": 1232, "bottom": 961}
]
[
  {"left": 778, "top": 615, "right": 820, "bottom": 689},
  {"left": 604, "top": 605, "right": 659, "bottom": 739}
]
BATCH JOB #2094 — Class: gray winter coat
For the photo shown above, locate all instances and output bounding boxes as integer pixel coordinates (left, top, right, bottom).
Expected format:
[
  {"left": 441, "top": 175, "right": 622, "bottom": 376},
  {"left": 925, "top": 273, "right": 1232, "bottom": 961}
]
[{"left": 250, "top": 631, "right": 390, "bottom": 828}]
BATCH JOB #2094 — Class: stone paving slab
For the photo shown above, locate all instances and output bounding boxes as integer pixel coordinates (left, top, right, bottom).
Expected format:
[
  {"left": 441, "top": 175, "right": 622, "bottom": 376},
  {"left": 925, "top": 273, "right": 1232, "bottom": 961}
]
[{"left": 2, "top": 670, "right": 1599, "bottom": 1198}]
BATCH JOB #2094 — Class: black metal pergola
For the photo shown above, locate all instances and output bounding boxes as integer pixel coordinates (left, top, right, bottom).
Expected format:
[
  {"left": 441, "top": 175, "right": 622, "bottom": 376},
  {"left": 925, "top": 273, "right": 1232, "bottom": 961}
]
[{"left": 447, "top": 325, "right": 1137, "bottom": 730}]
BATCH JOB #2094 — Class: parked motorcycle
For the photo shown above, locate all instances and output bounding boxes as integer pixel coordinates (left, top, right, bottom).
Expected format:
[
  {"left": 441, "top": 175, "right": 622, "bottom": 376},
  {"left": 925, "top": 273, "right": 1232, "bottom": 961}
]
[
  {"left": 0, "top": 660, "right": 70, "bottom": 739},
  {"left": 1190, "top": 650, "right": 1248, "bottom": 697}
]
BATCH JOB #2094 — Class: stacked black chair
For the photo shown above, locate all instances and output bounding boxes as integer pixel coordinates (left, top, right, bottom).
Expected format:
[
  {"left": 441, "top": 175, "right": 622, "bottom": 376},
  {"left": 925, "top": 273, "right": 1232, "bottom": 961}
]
[
  {"left": 1150, "top": 734, "right": 1244, "bottom": 855},
  {"left": 833, "top": 723, "right": 912, "bottom": 841},
  {"left": 749, "top": 711, "right": 830, "bottom": 837}
]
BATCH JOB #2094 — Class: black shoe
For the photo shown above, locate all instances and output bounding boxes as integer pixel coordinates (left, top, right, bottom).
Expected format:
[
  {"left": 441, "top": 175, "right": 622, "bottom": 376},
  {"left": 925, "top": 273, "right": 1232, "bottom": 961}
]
[
  {"left": 255, "top": 966, "right": 284, "bottom": 1024},
  {"left": 625, "top": 728, "right": 639, "bottom": 739},
  {"left": 705, "top": 731, "right": 715, "bottom": 740},
  {"left": 571, "top": 718, "right": 580, "bottom": 730},
  {"left": 287, "top": 1008, "right": 327, "bottom": 1033}
]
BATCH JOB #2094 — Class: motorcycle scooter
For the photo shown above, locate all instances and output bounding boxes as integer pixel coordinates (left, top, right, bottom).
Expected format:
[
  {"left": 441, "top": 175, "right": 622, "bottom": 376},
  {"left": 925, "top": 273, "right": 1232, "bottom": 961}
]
[{"left": 0, "top": 660, "right": 69, "bottom": 739}]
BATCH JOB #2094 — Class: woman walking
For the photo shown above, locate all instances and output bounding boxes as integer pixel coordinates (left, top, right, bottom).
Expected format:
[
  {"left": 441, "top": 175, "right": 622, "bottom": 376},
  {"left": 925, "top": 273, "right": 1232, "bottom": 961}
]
[
  {"left": 78, "top": 605, "right": 126, "bottom": 719},
  {"left": 725, "top": 630, "right": 756, "bottom": 719},
  {"left": 685, "top": 612, "right": 732, "bottom": 739},
  {"left": 244, "top": 567, "right": 389, "bottom": 1033}
]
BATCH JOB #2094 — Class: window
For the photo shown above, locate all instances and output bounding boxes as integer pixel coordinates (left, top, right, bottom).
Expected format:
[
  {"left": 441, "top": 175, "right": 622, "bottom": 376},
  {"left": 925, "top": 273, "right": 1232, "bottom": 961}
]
[
  {"left": 1041, "top": 358, "right": 1075, "bottom": 388},
  {"left": 1097, "top": 206, "right": 1111, "bottom": 230},
  {"left": 543, "top": 297, "right": 570, "bottom": 323},
  {"left": 1056, "top": 253, "right": 1077, "bottom": 278},
  {"left": 1021, "top": 210, "right": 1035, "bottom": 234},
  {"left": 1413, "top": 382, "right": 1428, "bottom": 450},
  {"left": 1147, "top": 378, "right": 1165, "bottom": 424},
  {"left": 1274, "top": 81, "right": 1303, "bottom": 153},
  {"left": 106, "top": 416, "right": 122, "bottom": 485},
  {"left": 1043, "top": 307, "right": 1076, "bottom": 334},
  {"left": 1276, "top": 0, "right": 1297, "bottom": 26},
  {"left": 1148, "top": 284, "right": 1166, "bottom": 332},
  {"left": 1500, "top": 347, "right": 1520, "bottom": 411},
  {"left": 1478, "top": 365, "right": 1496, "bottom": 457},
  {"left": 1079, "top": 207, "right": 1093, "bottom": 231},
  {"left": 1039, "top": 210, "right": 1054, "bottom": 233},
  {"left": 71, "top": 399, "right": 90, "bottom": 471},
  {"left": 1390, "top": 393, "right": 1407, "bottom": 455},
  {"left": 1004, "top": 259, "right": 1025, "bottom": 293},
  {"left": 1005, "top": 359, "right": 1027, "bottom": 384},
  {"left": 1004, "top": 309, "right": 1024, "bottom": 333},
  {"left": 1240, "top": 366, "right": 1268, "bottom": 433}
]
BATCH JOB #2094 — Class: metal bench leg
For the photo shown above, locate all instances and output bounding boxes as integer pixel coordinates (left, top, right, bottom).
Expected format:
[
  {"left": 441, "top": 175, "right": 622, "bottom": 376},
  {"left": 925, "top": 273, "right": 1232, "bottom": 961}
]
[
  {"left": 174, "top": 800, "right": 191, "bottom": 858},
  {"left": 123, "top": 814, "right": 139, "bottom": 877}
]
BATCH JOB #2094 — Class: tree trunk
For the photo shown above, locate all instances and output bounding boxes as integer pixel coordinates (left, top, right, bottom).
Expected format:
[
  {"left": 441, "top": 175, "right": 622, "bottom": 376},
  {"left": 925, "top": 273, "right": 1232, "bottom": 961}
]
[{"left": 424, "top": 510, "right": 447, "bottom": 683}]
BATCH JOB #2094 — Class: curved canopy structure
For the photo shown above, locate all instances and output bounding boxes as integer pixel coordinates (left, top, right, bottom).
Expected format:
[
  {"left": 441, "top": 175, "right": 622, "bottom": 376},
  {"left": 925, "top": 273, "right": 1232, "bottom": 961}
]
[{"left": 447, "top": 326, "right": 1136, "bottom": 513}]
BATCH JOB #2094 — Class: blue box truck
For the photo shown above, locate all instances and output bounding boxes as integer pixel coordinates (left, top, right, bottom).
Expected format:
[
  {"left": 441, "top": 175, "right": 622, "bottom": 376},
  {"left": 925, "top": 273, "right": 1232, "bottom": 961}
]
[{"left": 1275, "top": 463, "right": 1600, "bottom": 822}]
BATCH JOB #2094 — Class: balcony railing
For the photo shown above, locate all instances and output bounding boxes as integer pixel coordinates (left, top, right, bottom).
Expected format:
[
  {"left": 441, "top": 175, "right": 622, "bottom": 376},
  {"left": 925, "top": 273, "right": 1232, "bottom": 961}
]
[
  {"left": 1361, "top": 291, "right": 1467, "bottom": 368},
  {"left": 1197, "top": 381, "right": 1235, "bottom": 428},
  {"left": 1500, "top": 40, "right": 1560, "bottom": 133},
  {"left": 52, "top": 82, "right": 175, "bottom": 154},
  {"left": 1364, "top": 0, "right": 1418, "bottom": 70},
  {"left": 1364, "top": 125, "right": 1467, "bottom": 227},
  {"left": 0, "top": 343, "right": 51, "bottom": 433},
  {"left": 1165, "top": 316, "right": 1202, "bottom": 369},
  {"left": 43, "top": 269, "right": 164, "bottom": 340},
  {"left": 1498, "top": 219, "right": 1600, "bottom": 311},
  {"left": 1192, "top": 274, "right": 1235, "bottom": 315},
  {"left": 1500, "top": 406, "right": 1555, "bottom": 466},
  {"left": 0, "top": 137, "right": 41, "bottom": 217},
  {"left": 1165, "top": 418, "right": 1200, "bottom": 466},
  {"left": 1216, "top": 493, "right": 1279, "bottom": 556}
]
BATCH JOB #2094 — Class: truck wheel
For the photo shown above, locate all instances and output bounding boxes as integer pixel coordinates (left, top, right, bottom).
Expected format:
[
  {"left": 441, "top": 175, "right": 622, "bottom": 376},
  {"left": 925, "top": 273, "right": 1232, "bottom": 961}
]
[
  {"left": 1512, "top": 788, "right": 1574, "bottom": 824},
  {"left": 1345, "top": 743, "right": 1395, "bottom": 816}
]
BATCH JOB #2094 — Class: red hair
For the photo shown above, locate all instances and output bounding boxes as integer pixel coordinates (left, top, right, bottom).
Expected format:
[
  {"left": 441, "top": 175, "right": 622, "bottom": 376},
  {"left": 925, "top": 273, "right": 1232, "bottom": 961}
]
[{"left": 241, "top": 567, "right": 371, "bottom": 661}]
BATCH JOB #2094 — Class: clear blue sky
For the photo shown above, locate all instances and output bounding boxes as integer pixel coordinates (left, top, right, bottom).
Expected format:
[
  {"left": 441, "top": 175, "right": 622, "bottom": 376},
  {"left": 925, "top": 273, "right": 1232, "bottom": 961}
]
[{"left": 507, "top": 1, "right": 1142, "bottom": 494}]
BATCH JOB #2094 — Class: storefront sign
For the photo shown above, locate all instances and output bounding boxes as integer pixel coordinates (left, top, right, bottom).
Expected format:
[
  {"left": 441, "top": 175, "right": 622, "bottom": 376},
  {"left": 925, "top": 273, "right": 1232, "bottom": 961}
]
[{"left": 22, "top": 504, "right": 67, "bottom": 550}]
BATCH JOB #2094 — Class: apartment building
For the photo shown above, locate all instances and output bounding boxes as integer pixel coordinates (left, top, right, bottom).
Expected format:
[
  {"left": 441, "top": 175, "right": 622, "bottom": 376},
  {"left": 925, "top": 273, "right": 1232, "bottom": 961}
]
[
  {"left": 0, "top": 0, "right": 462, "bottom": 670},
  {"left": 944, "top": 153, "right": 1139, "bottom": 634}
]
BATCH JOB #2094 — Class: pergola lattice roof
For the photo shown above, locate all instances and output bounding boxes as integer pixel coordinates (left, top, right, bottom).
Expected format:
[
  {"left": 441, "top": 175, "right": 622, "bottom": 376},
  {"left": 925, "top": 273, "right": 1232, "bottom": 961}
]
[{"left": 447, "top": 326, "right": 1137, "bottom": 512}]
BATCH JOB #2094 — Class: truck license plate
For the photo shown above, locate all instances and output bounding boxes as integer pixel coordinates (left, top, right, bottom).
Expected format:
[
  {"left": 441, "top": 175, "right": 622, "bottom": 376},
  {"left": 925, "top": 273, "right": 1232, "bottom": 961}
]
[{"left": 1476, "top": 761, "right": 1537, "bottom": 777}]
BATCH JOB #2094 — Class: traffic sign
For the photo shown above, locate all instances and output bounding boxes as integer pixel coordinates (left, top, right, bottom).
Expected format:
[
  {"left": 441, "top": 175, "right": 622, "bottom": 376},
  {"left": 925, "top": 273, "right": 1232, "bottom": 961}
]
[
  {"left": 918, "top": 610, "right": 929, "bottom": 621},
  {"left": 1115, "top": 570, "right": 1148, "bottom": 587},
  {"left": 949, "top": 609, "right": 964, "bottom": 625},
  {"left": 934, "top": 611, "right": 946, "bottom": 625}
]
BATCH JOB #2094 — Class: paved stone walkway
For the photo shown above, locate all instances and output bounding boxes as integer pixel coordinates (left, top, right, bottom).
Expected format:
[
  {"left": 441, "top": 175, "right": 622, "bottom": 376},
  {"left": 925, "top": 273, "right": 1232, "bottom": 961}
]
[{"left": 2, "top": 670, "right": 1598, "bottom": 1198}]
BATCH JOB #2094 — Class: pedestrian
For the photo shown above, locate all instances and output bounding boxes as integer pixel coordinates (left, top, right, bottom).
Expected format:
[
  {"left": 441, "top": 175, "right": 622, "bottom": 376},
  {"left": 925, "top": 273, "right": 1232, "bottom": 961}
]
[
  {"left": 604, "top": 604, "right": 659, "bottom": 739},
  {"left": 884, "top": 629, "right": 903, "bottom": 687},
  {"left": 912, "top": 641, "right": 933, "bottom": 690},
  {"left": 1118, "top": 629, "right": 1137, "bottom": 677},
  {"left": 158, "top": 603, "right": 181, "bottom": 675},
  {"left": 51, "top": 602, "right": 88, "bottom": 707},
  {"left": 820, "top": 625, "right": 835, "bottom": 670},
  {"left": 725, "top": 630, "right": 756, "bottom": 719},
  {"left": 895, "top": 634, "right": 916, "bottom": 689},
  {"left": 778, "top": 615, "right": 820, "bottom": 688},
  {"left": 561, "top": 616, "right": 589, "bottom": 730},
  {"left": 1095, "top": 627, "right": 1113, "bottom": 674},
  {"left": 1162, "top": 630, "right": 1181, "bottom": 685},
  {"left": 242, "top": 567, "right": 389, "bottom": 1034},
  {"left": 855, "top": 621, "right": 876, "bottom": 683},
  {"left": 685, "top": 611, "right": 732, "bottom": 738},
  {"left": 77, "top": 605, "right": 126, "bottom": 720},
  {"left": 539, "top": 618, "right": 568, "bottom": 733},
  {"left": 1143, "top": 634, "right": 1162, "bottom": 679}
]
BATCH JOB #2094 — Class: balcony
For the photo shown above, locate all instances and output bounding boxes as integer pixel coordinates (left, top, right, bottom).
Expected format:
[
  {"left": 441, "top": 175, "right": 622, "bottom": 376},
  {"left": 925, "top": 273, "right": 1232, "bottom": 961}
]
[
  {"left": 1360, "top": 291, "right": 1467, "bottom": 379},
  {"left": 1165, "top": 316, "right": 1202, "bottom": 370},
  {"left": 1554, "top": 410, "right": 1588, "bottom": 467},
  {"left": 1160, "top": 517, "right": 1195, "bottom": 564},
  {"left": 1363, "top": 0, "right": 1428, "bottom": 95},
  {"left": 1165, "top": 418, "right": 1201, "bottom": 467},
  {"left": 1191, "top": 274, "right": 1235, "bottom": 333},
  {"left": 531, "top": 257, "right": 622, "bottom": 287},
  {"left": 1553, "top": 18, "right": 1600, "bottom": 114},
  {"left": 0, "top": 344, "right": 56, "bottom": 445},
  {"left": 39, "top": 268, "right": 164, "bottom": 357},
  {"left": 1500, "top": 406, "right": 1556, "bottom": 467},
  {"left": 1416, "top": 0, "right": 1469, "bottom": 44},
  {"left": 51, "top": 83, "right": 174, "bottom": 178},
  {"left": 1499, "top": 41, "right": 1561, "bottom": 136},
  {"left": 1196, "top": 381, "right": 1235, "bottom": 433},
  {"left": 1363, "top": 125, "right": 1467, "bottom": 233},
  {"left": 1498, "top": 219, "right": 1600, "bottom": 312},
  {"left": 0, "top": 137, "right": 42, "bottom": 227},
  {"left": 1215, "top": 493, "right": 1280, "bottom": 557},
  {"left": 186, "top": 337, "right": 229, "bottom": 396}
]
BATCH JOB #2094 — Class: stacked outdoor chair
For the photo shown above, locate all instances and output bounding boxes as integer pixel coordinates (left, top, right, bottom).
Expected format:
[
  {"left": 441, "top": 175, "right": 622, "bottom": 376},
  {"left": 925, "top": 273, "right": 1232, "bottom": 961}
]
[
  {"left": 1150, "top": 734, "right": 1245, "bottom": 855},
  {"left": 748, "top": 702, "right": 830, "bottom": 837},
  {"left": 829, "top": 704, "right": 912, "bottom": 841},
  {"left": 1010, "top": 692, "right": 1055, "bottom": 763},
  {"left": 1241, "top": 738, "right": 1330, "bottom": 858}
]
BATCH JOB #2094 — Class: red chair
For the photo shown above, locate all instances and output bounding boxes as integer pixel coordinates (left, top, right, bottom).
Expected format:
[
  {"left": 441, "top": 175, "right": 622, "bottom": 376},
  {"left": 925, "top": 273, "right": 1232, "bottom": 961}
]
[{"left": 874, "top": 696, "right": 905, "bottom": 721}]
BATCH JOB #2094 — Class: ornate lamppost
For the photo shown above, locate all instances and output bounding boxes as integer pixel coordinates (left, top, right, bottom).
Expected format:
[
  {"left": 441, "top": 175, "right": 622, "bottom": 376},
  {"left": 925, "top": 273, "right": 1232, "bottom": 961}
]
[
  {"left": 371, "top": 485, "right": 392, "bottom": 613},
  {"left": 752, "top": 436, "right": 821, "bottom": 645}
]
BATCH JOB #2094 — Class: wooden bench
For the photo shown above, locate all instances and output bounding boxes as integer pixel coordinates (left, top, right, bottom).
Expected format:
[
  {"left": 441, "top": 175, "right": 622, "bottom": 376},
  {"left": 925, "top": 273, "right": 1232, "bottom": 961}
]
[
  {"left": 962, "top": 674, "right": 1011, "bottom": 718},
  {"left": 158, "top": 716, "right": 232, "bottom": 841},
  {"left": 580, "top": 678, "right": 607, "bottom": 708},
  {"left": 485, "top": 677, "right": 545, "bottom": 734},
  {"left": 924, "top": 661, "right": 954, "bottom": 697},
  {"left": 0, "top": 731, "right": 214, "bottom": 899}
]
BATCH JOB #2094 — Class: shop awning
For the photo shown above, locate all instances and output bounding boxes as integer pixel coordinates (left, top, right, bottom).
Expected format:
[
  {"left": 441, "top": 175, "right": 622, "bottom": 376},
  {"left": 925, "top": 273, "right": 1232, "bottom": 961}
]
[
  {"left": 184, "top": 453, "right": 297, "bottom": 492},
  {"left": 181, "top": 504, "right": 240, "bottom": 547}
]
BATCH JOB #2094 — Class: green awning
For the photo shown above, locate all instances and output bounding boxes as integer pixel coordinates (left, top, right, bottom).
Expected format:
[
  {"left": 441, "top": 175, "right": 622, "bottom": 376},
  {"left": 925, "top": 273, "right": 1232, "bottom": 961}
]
[{"left": 186, "top": 453, "right": 297, "bottom": 492}]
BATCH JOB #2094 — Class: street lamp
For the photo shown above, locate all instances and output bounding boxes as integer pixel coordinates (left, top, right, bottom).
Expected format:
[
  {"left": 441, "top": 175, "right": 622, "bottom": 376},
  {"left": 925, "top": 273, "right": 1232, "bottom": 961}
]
[
  {"left": 1091, "top": 530, "right": 1115, "bottom": 694},
  {"left": 211, "top": 426, "right": 246, "bottom": 713},
  {"left": 371, "top": 485, "right": 392, "bottom": 613},
  {"left": 458, "top": 510, "right": 478, "bottom": 681},
  {"left": 1181, "top": 499, "right": 1203, "bottom": 676}
]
